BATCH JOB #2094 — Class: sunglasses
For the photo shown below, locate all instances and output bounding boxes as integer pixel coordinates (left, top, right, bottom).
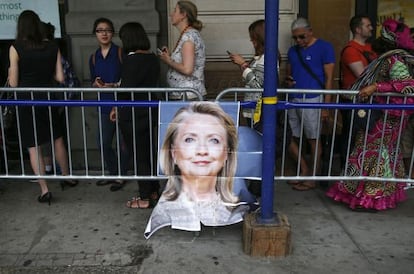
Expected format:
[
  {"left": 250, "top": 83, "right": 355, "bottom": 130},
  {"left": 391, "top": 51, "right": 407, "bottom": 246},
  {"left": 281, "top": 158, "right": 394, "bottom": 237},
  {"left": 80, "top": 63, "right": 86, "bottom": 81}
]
[
  {"left": 292, "top": 34, "right": 307, "bottom": 40},
  {"left": 95, "top": 29, "right": 114, "bottom": 34}
]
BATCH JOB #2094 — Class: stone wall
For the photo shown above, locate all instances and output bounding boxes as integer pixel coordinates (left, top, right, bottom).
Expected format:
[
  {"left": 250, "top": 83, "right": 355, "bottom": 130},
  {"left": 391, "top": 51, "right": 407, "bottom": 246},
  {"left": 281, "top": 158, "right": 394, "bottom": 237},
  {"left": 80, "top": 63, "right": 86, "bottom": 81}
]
[
  {"left": 63, "top": 0, "right": 298, "bottom": 168},
  {"left": 64, "top": 0, "right": 160, "bottom": 167},
  {"left": 166, "top": 0, "right": 298, "bottom": 97}
]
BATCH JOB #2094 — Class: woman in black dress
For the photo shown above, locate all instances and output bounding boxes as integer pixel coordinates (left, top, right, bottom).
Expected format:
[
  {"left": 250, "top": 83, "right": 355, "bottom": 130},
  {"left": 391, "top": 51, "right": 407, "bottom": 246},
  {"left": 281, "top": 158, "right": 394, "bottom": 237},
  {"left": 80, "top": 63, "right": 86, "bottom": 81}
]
[
  {"left": 8, "top": 10, "right": 76, "bottom": 204},
  {"left": 110, "top": 22, "right": 161, "bottom": 208}
]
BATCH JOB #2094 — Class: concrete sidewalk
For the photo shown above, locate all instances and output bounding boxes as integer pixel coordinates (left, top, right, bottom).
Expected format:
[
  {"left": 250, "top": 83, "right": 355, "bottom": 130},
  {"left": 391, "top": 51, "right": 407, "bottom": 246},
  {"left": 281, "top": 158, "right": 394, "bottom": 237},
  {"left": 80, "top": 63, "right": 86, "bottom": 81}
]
[{"left": 0, "top": 178, "right": 413, "bottom": 274}]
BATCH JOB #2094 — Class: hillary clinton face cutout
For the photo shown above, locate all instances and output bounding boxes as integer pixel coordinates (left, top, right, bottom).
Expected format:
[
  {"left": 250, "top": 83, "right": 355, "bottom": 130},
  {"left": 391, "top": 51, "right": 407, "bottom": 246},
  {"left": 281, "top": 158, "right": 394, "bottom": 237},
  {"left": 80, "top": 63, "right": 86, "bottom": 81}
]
[{"left": 171, "top": 113, "right": 228, "bottom": 180}]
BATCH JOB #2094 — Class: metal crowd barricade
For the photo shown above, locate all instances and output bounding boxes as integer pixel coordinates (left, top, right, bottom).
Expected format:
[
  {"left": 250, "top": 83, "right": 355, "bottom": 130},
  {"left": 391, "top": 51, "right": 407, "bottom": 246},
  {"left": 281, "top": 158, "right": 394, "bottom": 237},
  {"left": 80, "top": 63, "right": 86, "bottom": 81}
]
[
  {"left": 1, "top": 86, "right": 414, "bottom": 188},
  {"left": 0, "top": 87, "right": 202, "bottom": 181},
  {"left": 216, "top": 87, "right": 414, "bottom": 186}
]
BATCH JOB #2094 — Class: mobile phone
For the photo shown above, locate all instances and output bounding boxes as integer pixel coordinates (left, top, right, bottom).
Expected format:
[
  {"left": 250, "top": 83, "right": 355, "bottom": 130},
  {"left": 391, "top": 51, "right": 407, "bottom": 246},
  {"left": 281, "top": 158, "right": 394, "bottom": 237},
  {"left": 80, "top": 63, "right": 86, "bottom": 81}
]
[
  {"left": 226, "top": 50, "right": 232, "bottom": 55},
  {"left": 157, "top": 48, "right": 163, "bottom": 55}
]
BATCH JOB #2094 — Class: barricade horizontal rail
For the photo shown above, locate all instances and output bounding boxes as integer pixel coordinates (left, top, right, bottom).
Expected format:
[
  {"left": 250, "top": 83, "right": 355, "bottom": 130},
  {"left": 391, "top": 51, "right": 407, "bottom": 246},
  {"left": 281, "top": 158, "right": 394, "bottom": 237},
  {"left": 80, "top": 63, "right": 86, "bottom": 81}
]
[
  {"left": 0, "top": 87, "right": 414, "bottom": 189},
  {"left": 0, "top": 87, "right": 201, "bottom": 180},
  {"left": 216, "top": 88, "right": 414, "bottom": 187}
]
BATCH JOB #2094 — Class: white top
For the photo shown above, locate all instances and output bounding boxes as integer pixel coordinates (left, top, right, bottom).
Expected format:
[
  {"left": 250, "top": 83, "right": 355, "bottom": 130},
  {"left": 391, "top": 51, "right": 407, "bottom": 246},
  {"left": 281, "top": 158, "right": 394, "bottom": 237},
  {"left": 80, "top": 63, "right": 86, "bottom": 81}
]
[
  {"left": 167, "top": 28, "right": 206, "bottom": 99},
  {"left": 242, "top": 54, "right": 265, "bottom": 118}
]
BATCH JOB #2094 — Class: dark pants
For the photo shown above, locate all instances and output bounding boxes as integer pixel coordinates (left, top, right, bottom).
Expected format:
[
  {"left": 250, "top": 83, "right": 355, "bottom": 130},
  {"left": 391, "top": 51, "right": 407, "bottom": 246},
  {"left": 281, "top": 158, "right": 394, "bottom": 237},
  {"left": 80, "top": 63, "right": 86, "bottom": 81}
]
[
  {"left": 96, "top": 113, "right": 129, "bottom": 176},
  {"left": 119, "top": 110, "right": 159, "bottom": 199}
]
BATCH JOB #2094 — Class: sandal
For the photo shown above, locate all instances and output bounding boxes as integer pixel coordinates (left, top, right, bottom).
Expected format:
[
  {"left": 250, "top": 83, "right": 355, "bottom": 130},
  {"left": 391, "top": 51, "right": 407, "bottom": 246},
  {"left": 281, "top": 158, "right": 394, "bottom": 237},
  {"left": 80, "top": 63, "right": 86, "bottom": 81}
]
[
  {"left": 126, "top": 197, "right": 151, "bottom": 209},
  {"left": 292, "top": 182, "right": 316, "bottom": 191},
  {"left": 288, "top": 171, "right": 311, "bottom": 185}
]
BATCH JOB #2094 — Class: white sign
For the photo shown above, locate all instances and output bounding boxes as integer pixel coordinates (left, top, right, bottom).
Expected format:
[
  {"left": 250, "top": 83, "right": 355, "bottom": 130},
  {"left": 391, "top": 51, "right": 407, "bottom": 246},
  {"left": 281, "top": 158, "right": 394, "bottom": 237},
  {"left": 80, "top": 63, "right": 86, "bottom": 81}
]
[{"left": 0, "top": 0, "right": 61, "bottom": 40}]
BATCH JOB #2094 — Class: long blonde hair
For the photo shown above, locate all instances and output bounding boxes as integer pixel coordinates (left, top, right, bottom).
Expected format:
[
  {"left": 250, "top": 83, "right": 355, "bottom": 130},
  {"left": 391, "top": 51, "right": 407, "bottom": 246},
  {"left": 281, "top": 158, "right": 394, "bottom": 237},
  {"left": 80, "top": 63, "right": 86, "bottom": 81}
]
[{"left": 160, "top": 102, "right": 238, "bottom": 203}]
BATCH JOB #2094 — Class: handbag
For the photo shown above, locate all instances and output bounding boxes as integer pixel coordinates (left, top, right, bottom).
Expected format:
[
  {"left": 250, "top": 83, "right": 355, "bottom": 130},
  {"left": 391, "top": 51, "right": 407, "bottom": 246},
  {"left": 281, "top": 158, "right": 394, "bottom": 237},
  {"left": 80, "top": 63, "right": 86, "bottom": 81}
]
[
  {"left": 352, "top": 103, "right": 382, "bottom": 133},
  {"left": 1, "top": 79, "right": 16, "bottom": 130}
]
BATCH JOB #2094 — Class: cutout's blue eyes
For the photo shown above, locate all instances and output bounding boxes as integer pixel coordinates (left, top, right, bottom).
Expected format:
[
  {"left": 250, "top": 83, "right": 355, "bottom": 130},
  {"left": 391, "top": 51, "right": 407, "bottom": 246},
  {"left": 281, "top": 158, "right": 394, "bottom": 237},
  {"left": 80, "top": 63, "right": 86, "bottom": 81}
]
[
  {"left": 184, "top": 137, "right": 195, "bottom": 143},
  {"left": 210, "top": 138, "right": 220, "bottom": 144}
]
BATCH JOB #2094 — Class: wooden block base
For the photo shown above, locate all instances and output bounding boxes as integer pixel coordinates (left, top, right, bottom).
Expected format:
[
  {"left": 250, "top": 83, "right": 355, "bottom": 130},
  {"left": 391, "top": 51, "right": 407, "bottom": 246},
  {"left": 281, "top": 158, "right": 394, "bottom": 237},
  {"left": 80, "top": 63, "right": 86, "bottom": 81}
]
[{"left": 243, "top": 212, "right": 291, "bottom": 257}]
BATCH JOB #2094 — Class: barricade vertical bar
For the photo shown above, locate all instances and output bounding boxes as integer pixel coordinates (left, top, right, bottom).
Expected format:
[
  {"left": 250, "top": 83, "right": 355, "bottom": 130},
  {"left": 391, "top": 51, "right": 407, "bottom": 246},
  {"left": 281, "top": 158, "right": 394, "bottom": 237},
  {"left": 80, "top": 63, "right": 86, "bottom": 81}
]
[
  {"left": 0, "top": 108, "right": 9, "bottom": 174},
  {"left": 114, "top": 91, "right": 121, "bottom": 176},
  {"left": 132, "top": 93, "right": 138, "bottom": 175},
  {"left": 47, "top": 91, "right": 57, "bottom": 175},
  {"left": 80, "top": 91, "right": 89, "bottom": 175},
  {"left": 147, "top": 92, "right": 155, "bottom": 176},
  {"left": 297, "top": 101, "right": 305, "bottom": 176},
  {"left": 148, "top": 93, "right": 155, "bottom": 175},
  {"left": 375, "top": 97, "right": 389, "bottom": 177},
  {"left": 313, "top": 97, "right": 323, "bottom": 175},
  {"left": 97, "top": 91, "right": 105, "bottom": 175},
  {"left": 14, "top": 92, "right": 26, "bottom": 175},
  {"left": 31, "top": 90, "right": 42, "bottom": 177},
  {"left": 395, "top": 97, "right": 406, "bottom": 176},
  {"left": 64, "top": 93, "right": 73, "bottom": 175},
  {"left": 258, "top": 0, "right": 279, "bottom": 223},
  {"left": 280, "top": 93, "right": 289, "bottom": 177}
]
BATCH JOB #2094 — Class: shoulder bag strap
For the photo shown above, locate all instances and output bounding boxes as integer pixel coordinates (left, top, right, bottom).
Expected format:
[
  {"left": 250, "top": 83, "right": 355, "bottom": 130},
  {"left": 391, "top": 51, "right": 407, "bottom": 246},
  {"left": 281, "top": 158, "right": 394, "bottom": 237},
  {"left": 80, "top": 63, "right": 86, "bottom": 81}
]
[{"left": 295, "top": 46, "right": 325, "bottom": 89}]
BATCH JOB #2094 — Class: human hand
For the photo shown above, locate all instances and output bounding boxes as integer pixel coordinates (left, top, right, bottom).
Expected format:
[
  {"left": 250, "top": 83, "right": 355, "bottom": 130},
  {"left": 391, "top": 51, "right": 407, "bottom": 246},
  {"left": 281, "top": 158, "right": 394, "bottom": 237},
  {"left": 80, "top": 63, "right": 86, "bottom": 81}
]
[
  {"left": 94, "top": 77, "right": 105, "bottom": 88},
  {"left": 284, "top": 76, "right": 296, "bottom": 88},
  {"left": 158, "top": 47, "right": 170, "bottom": 63},
  {"left": 358, "top": 84, "right": 377, "bottom": 101},
  {"left": 109, "top": 107, "right": 117, "bottom": 122},
  {"left": 228, "top": 53, "right": 245, "bottom": 66}
]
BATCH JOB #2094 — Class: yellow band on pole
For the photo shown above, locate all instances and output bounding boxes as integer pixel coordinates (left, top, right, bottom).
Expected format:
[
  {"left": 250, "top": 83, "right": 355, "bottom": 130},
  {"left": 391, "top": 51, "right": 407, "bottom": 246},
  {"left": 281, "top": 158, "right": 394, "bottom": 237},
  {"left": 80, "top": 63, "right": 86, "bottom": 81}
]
[
  {"left": 262, "top": 96, "right": 278, "bottom": 104},
  {"left": 253, "top": 96, "right": 279, "bottom": 123},
  {"left": 253, "top": 98, "right": 262, "bottom": 124}
]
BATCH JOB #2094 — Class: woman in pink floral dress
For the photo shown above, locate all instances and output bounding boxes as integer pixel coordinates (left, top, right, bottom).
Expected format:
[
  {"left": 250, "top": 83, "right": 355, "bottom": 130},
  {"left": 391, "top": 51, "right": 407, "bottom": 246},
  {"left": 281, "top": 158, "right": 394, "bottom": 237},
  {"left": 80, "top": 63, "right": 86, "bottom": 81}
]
[{"left": 327, "top": 19, "right": 414, "bottom": 211}]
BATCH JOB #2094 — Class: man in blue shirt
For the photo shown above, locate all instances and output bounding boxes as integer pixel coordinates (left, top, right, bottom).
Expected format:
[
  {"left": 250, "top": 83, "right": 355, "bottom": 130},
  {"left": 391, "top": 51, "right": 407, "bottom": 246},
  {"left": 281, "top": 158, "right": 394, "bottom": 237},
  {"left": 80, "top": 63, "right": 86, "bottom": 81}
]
[{"left": 285, "top": 17, "right": 335, "bottom": 191}]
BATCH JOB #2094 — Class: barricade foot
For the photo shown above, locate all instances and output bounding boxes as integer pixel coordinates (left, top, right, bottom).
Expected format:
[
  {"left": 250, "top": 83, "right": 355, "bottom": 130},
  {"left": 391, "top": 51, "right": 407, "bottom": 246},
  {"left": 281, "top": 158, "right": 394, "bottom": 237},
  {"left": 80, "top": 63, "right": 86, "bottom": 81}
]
[{"left": 243, "top": 212, "right": 291, "bottom": 257}]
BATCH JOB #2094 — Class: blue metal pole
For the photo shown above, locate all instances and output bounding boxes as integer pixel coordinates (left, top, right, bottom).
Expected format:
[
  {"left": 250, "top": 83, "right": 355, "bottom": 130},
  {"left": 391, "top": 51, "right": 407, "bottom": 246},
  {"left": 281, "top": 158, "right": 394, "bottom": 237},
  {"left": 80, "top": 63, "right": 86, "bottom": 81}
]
[{"left": 258, "top": 0, "right": 279, "bottom": 223}]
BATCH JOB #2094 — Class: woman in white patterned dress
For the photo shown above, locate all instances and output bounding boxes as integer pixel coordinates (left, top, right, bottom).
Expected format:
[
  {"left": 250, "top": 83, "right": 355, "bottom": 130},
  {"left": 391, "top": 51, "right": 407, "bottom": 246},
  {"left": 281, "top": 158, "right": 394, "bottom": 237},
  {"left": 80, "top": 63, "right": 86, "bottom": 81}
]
[{"left": 158, "top": 0, "right": 206, "bottom": 100}]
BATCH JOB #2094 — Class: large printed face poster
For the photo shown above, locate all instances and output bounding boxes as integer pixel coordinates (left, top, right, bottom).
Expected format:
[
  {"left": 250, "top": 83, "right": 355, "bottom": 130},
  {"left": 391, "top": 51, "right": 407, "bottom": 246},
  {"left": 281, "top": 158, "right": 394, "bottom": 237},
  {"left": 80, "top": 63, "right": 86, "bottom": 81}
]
[
  {"left": 144, "top": 101, "right": 262, "bottom": 238},
  {"left": 0, "top": 0, "right": 61, "bottom": 40},
  {"left": 377, "top": 0, "right": 414, "bottom": 34}
]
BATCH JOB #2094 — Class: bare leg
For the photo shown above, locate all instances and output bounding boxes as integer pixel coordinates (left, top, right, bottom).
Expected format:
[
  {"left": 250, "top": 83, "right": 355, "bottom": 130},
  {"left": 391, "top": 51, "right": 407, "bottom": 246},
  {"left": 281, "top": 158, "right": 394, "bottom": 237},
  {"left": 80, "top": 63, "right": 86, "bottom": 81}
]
[
  {"left": 28, "top": 146, "right": 48, "bottom": 195},
  {"left": 289, "top": 138, "right": 318, "bottom": 191},
  {"left": 54, "top": 136, "right": 78, "bottom": 190},
  {"left": 308, "top": 138, "right": 322, "bottom": 176},
  {"left": 288, "top": 138, "right": 310, "bottom": 176}
]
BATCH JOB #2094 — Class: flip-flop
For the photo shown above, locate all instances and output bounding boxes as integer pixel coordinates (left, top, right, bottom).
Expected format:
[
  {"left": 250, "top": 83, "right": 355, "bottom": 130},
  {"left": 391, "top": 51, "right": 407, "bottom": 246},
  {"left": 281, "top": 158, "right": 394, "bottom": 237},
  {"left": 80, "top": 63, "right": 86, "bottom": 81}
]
[
  {"left": 126, "top": 197, "right": 151, "bottom": 209},
  {"left": 287, "top": 180, "right": 300, "bottom": 185},
  {"left": 126, "top": 197, "right": 139, "bottom": 208},
  {"left": 292, "top": 182, "right": 316, "bottom": 191}
]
